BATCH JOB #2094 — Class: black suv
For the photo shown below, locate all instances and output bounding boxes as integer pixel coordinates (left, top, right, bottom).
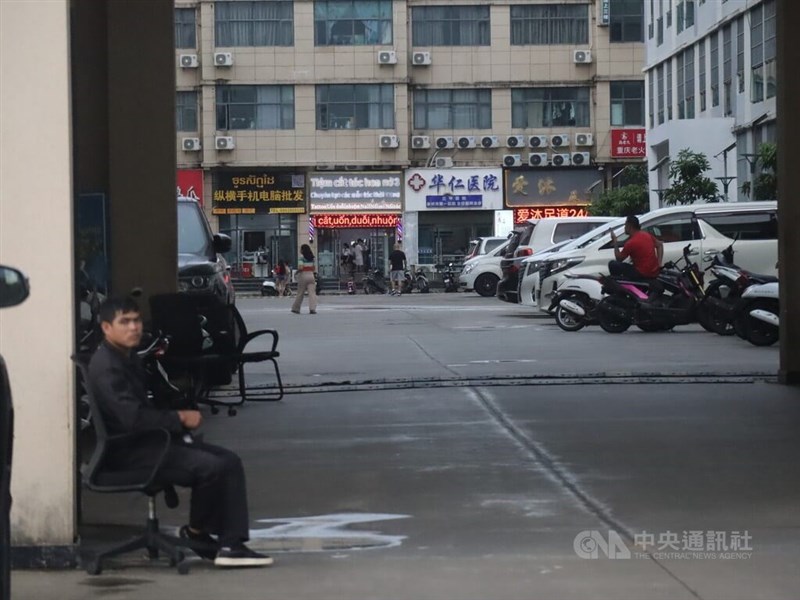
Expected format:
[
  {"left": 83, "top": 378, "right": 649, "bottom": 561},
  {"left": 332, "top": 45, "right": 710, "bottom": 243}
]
[{"left": 178, "top": 199, "right": 235, "bottom": 304}]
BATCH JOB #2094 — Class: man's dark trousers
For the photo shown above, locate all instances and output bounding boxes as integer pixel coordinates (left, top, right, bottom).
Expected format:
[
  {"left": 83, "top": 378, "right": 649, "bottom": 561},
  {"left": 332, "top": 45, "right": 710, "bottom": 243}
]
[
  {"left": 608, "top": 260, "right": 647, "bottom": 280},
  {"left": 148, "top": 440, "right": 250, "bottom": 547}
]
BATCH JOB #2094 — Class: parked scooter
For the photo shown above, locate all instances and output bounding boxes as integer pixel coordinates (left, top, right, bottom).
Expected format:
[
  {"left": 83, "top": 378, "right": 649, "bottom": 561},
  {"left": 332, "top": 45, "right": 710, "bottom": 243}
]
[
  {"left": 732, "top": 281, "right": 779, "bottom": 346},
  {"left": 363, "top": 269, "right": 390, "bottom": 294},
  {"left": 548, "top": 274, "right": 604, "bottom": 331},
  {"left": 596, "top": 244, "right": 706, "bottom": 333},
  {"left": 401, "top": 268, "right": 430, "bottom": 294},
  {"left": 439, "top": 263, "right": 460, "bottom": 293}
]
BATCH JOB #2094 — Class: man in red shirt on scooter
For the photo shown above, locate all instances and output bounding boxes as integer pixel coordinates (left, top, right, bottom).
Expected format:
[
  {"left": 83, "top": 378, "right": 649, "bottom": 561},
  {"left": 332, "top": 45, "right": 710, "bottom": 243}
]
[{"left": 608, "top": 215, "right": 663, "bottom": 280}]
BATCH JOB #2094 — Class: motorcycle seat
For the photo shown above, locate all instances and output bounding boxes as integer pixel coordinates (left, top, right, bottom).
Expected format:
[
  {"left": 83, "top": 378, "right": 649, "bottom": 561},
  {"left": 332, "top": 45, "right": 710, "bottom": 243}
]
[{"left": 742, "top": 271, "right": 778, "bottom": 284}]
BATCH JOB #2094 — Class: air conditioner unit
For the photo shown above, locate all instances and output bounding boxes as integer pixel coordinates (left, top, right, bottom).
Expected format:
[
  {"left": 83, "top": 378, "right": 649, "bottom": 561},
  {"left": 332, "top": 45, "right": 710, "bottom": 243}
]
[
  {"left": 571, "top": 152, "right": 591, "bottom": 166},
  {"left": 182, "top": 137, "right": 201, "bottom": 151},
  {"left": 528, "top": 153, "right": 548, "bottom": 167},
  {"left": 378, "top": 50, "right": 397, "bottom": 65},
  {"left": 551, "top": 153, "right": 571, "bottom": 167},
  {"left": 215, "top": 136, "right": 235, "bottom": 150},
  {"left": 435, "top": 136, "right": 455, "bottom": 149},
  {"left": 505, "top": 135, "right": 525, "bottom": 148},
  {"left": 434, "top": 157, "right": 453, "bottom": 168},
  {"left": 379, "top": 134, "right": 399, "bottom": 149},
  {"left": 550, "top": 134, "right": 570, "bottom": 148},
  {"left": 575, "top": 133, "right": 594, "bottom": 147},
  {"left": 179, "top": 54, "right": 199, "bottom": 68},
  {"left": 480, "top": 135, "right": 500, "bottom": 149},
  {"left": 503, "top": 154, "right": 522, "bottom": 167},
  {"left": 573, "top": 50, "right": 593, "bottom": 64},
  {"left": 411, "top": 135, "right": 431, "bottom": 149},
  {"left": 528, "top": 135, "right": 549, "bottom": 149},
  {"left": 214, "top": 52, "right": 233, "bottom": 67},
  {"left": 412, "top": 51, "right": 432, "bottom": 66},
  {"left": 457, "top": 136, "right": 477, "bottom": 149}
]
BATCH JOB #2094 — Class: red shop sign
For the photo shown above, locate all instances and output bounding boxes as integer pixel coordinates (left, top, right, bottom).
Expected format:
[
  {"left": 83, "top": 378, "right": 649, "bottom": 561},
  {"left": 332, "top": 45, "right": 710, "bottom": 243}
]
[
  {"left": 513, "top": 206, "right": 590, "bottom": 223},
  {"left": 177, "top": 169, "right": 204, "bottom": 206},
  {"left": 611, "top": 129, "right": 646, "bottom": 158},
  {"left": 311, "top": 214, "right": 400, "bottom": 229}
]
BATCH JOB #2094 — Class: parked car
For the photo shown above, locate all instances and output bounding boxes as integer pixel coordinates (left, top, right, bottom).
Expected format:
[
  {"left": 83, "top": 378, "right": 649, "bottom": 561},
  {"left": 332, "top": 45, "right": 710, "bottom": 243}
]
[
  {"left": 533, "top": 201, "right": 778, "bottom": 313},
  {"left": 497, "top": 217, "right": 615, "bottom": 303},
  {"left": 0, "top": 265, "right": 30, "bottom": 600},
  {"left": 178, "top": 198, "right": 235, "bottom": 304},
  {"left": 464, "top": 236, "right": 509, "bottom": 261},
  {"left": 459, "top": 238, "right": 513, "bottom": 297}
]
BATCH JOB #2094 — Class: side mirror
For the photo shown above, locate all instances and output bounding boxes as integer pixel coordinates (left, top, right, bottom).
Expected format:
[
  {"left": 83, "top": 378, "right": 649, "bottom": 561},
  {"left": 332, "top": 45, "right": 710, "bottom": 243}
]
[
  {"left": 0, "top": 265, "right": 30, "bottom": 308},
  {"left": 213, "top": 233, "right": 232, "bottom": 254}
]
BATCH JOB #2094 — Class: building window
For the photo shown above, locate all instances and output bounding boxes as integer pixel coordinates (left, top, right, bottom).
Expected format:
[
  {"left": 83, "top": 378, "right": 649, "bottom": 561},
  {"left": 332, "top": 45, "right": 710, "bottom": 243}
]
[
  {"left": 723, "top": 24, "right": 732, "bottom": 115},
  {"left": 412, "top": 6, "right": 490, "bottom": 46},
  {"left": 736, "top": 17, "right": 745, "bottom": 94},
  {"left": 314, "top": 0, "right": 392, "bottom": 46},
  {"left": 711, "top": 31, "right": 720, "bottom": 107},
  {"left": 215, "top": 1, "right": 294, "bottom": 47},
  {"left": 699, "top": 38, "right": 707, "bottom": 112},
  {"left": 684, "top": 47, "right": 695, "bottom": 118},
  {"left": 414, "top": 89, "right": 492, "bottom": 129},
  {"left": 648, "top": 0, "right": 655, "bottom": 39},
  {"left": 511, "top": 87, "right": 590, "bottom": 128},
  {"left": 657, "top": 64, "right": 665, "bottom": 124},
  {"left": 216, "top": 85, "right": 295, "bottom": 130},
  {"left": 648, "top": 71, "right": 655, "bottom": 128},
  {"left": 751, "top": 0, "right": 777, "bottom": 103},
  {"left": 684, "top": 1, "right": 695, "bottom": 28},
  {"left": 677, "top": 1, "right": 684, "bottom": 33},
  {"left": 316, "top": 84, "right": 394, "bottom": 130},
  {"left": 510, "top": 4, "right": 588, "bottom": 45},
  {"left": 677, "top": 52, "right": 685, "bottom": 117},
  {"left": 177, "top": 91, "right": 198, "bottom": 132},
  {"left": 175, "top": 8, "right": 196, "bottom": 49},
  {"left": 666, "top": 60, "right": 673, "bottom": 120},
  {"left": 611, "top": 81, "right": 644, "bottom": 126},
  {"left": 610, "top": 0, "right": 644, "bottom": 42}
]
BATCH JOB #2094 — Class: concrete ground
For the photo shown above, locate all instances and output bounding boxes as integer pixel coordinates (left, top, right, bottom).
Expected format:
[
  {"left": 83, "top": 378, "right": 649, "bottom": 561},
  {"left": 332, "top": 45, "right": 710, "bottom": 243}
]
[{"left": 12, "top": 294, "right": 800, "bottom": 600}]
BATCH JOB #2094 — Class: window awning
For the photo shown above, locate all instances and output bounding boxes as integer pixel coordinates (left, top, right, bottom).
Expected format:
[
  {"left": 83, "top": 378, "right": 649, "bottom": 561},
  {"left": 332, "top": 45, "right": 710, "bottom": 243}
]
[{"left": 649, "top": 155, "right": 670, "bottom": 171}]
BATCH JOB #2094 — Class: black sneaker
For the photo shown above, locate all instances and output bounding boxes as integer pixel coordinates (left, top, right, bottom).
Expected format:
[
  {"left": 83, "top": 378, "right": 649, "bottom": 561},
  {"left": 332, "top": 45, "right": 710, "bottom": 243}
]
[
  {"left": 179, "top": 525, "right": 218, "bottom": 560},
  {"left": 214, "top": 545, "right": 273, "bottom": 568}
]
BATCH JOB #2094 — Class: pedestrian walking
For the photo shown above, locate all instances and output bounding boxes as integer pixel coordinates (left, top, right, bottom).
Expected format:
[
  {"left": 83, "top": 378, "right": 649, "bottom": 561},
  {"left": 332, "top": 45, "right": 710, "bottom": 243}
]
[
  {"left": 273, "top": 259, "right": 289, "bottom": 296},
  {"left": 388, "top": 243, "right": 406, "bottom": 296},
  {"left": 291, "top": 244, "right": 318, "bottom": 314},
  {"left": 353, "top": 240, "right": 364, "bottom": 273}
]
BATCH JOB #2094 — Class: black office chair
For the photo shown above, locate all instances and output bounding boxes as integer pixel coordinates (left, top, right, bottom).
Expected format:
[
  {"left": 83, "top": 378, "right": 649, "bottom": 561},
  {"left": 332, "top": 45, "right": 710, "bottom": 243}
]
[
  {"left": 72, "top": 355, "right": 214, "bottom": 575},
  {"left": 149, "top": 294, "right": 283, "bottom": 414}
]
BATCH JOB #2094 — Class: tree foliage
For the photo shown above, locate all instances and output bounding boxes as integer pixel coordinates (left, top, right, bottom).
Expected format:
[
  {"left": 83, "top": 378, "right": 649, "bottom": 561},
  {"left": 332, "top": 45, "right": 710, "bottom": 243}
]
[
  {"left": 589, "top": 165, "right": 649, "bottom": 217},
  {"left": 741, "top": 142, "right": 777, "bottom": 200},
  {"left": 663, "top": 149, "right": 719, "bottom": 205}
]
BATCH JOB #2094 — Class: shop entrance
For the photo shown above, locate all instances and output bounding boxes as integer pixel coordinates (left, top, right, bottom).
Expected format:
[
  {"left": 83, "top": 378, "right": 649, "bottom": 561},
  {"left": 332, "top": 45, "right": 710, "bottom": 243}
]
[
  {"left": 317, "top": 227, "right": 395, "bottom": 279},
  {"left": 418, "top": 211, "right": 494, "bottom": 267},
  {"left": 219, "top": 214, "right": 297, "bottom": 278}
]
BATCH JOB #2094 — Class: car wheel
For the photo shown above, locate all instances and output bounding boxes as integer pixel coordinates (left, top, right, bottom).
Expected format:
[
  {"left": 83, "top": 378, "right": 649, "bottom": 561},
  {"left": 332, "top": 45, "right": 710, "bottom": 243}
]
[{"left": 474, "top": 273, "right": 499, "bottom": 297}]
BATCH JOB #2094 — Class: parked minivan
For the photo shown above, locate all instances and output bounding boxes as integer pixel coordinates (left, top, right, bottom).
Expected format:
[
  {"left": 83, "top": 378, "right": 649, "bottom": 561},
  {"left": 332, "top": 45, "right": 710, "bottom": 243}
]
[
  {"left": 532, "top": 201, "right": 778, "bottom": 313},
  {"left": 497, "top": 217, "right": 615, "bottom": 303},
  {"left": 465, "top": 236, "right": 508, "bottom": 261},
  {"left": 459, "top": 238, "right": 513, "bottom": 296}
]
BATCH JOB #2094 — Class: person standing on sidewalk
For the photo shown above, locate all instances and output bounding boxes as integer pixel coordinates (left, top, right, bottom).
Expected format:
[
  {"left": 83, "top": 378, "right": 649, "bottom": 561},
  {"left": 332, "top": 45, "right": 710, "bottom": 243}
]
[
  {"left": 388, "top": 243, "right": 406, "bottom": 296},
  {"left": 291, "top": 244, "right": 318, "bottom": 314}
]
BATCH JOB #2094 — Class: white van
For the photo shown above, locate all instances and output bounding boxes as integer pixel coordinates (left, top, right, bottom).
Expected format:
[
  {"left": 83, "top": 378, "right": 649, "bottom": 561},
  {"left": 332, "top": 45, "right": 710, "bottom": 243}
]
[
  {"left": 459, "top": 238, "right": 513, "bottom": 296},
  {"left": 532, "top": 202, "right": 778, "bottom": 313},
  {"left": 497, "top": 217, "right": 615, "bottom": 303}
]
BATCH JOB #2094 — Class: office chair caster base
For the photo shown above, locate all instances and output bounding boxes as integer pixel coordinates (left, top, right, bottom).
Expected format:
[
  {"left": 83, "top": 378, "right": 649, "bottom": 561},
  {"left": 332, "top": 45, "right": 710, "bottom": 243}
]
[
  {"left": 177, "top": 560, "right": 191, "bottom": 575},
  {"left": 86, "top": 557, "right": 102, "bottom": 576},
  {"left": 228, "top": 407, "right": 237, "bottom": 416}
]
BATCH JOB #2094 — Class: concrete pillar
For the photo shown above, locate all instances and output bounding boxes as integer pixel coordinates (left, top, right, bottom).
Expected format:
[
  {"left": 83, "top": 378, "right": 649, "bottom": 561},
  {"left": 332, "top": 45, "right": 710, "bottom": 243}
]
[{"left": 777, "top": 0, "right": 800, "bottom": 383}]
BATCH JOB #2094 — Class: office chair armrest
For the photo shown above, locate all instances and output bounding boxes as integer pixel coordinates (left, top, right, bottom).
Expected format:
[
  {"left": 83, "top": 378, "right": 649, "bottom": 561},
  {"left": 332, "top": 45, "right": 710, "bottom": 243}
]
[
  {"left": 89, "top": 428, "right": 173, "bottom": 492},
  {"left": 240, "top": 329, "right": 279, "bottom": 353}
]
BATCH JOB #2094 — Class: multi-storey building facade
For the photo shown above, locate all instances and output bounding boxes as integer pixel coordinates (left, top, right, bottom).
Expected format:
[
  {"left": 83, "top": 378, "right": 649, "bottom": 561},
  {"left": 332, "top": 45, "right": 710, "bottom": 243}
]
[
  {"left": 645, "top": 0, "right": 776, "bottom": 208},
  {"left": 175, "top": 0, "right": 645, "bottom": 273}
]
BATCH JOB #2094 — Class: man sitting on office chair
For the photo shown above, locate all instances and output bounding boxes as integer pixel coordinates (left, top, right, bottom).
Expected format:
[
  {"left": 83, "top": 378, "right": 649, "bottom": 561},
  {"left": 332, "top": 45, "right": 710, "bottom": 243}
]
[{"left": 87, "top": 296, "right": 272, "bottom": 568}]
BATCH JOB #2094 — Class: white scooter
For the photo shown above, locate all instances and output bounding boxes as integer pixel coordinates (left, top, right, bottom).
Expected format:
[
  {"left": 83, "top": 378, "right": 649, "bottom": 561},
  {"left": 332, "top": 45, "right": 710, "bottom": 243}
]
[
  {"left": 733, "top": 281, "right": 779, "bottom": 346},
  {"left": 547, "top": 274, "right": 604, "bottom": 331}
]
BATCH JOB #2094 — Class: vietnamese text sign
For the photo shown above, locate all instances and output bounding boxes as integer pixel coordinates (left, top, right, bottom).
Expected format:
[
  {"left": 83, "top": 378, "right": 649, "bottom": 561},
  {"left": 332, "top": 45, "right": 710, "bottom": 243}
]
[
  {"left": 309, "top": 172, "right": 402, "bottom": 212},
  {"left": 504, "top": 169, "right": 600, "bottom": 207},
  {"left": 513, "top": 206, "right": 590, "bottom": 223},
  {"left": 177, "top": 169, "right": 204, "bottom": 206},
  {"left": 311, "top": 214, "right": 400, "bottom": 229},
  {"left": 212, "top": 172, "right": 306, "bottom": 215},
  {"left": 611, "top": 129, "right": 646, "bottom": 158},
  {"left": 405, "top": 168, "right": 503, "bottom": 211}
]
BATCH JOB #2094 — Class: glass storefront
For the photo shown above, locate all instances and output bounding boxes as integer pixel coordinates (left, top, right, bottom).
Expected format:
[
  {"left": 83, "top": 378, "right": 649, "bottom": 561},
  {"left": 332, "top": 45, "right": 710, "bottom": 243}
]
[
  {"left": 417, "top": 210, "right": 494, "bottom": 266},
  {"left": 218, "top": 213, "right": 297, "bottom": 278}
]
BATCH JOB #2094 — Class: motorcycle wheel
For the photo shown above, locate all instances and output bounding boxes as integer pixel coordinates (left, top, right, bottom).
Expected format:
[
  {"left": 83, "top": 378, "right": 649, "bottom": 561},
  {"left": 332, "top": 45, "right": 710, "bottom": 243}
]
[
  {"left": 597, "top": 297, "right": 631, "bottom": 334},
  {"left": 745, "top": 299, "right": 779, "bottom": 347},
  {"left": 418, "top": 279, "right": 430, "bottom": 294},
  {"left": 699, "top": 282, "right": 735, "bottom": 336},
  {"left": 554, "top": 299, "right": 587, "bottom": 332},
  {"left": 363, "top": 281, "right": 374, "bottom": 294}
]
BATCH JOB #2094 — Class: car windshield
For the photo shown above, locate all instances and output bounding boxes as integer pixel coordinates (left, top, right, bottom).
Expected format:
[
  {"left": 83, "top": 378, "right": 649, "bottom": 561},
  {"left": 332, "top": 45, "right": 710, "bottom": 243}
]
[
  {"left": 574, "top": 218, "right": 627, "bottom": 249},
  {"left": 178, "top": 202, "right": 213, "bottom": 255}
]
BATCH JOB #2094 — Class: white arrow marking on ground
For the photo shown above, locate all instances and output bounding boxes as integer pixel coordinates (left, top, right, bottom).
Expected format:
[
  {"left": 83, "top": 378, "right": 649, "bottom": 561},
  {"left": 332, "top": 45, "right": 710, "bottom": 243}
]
[{"left": 249, "top": 513, "right": 410, "bottom": 549}]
